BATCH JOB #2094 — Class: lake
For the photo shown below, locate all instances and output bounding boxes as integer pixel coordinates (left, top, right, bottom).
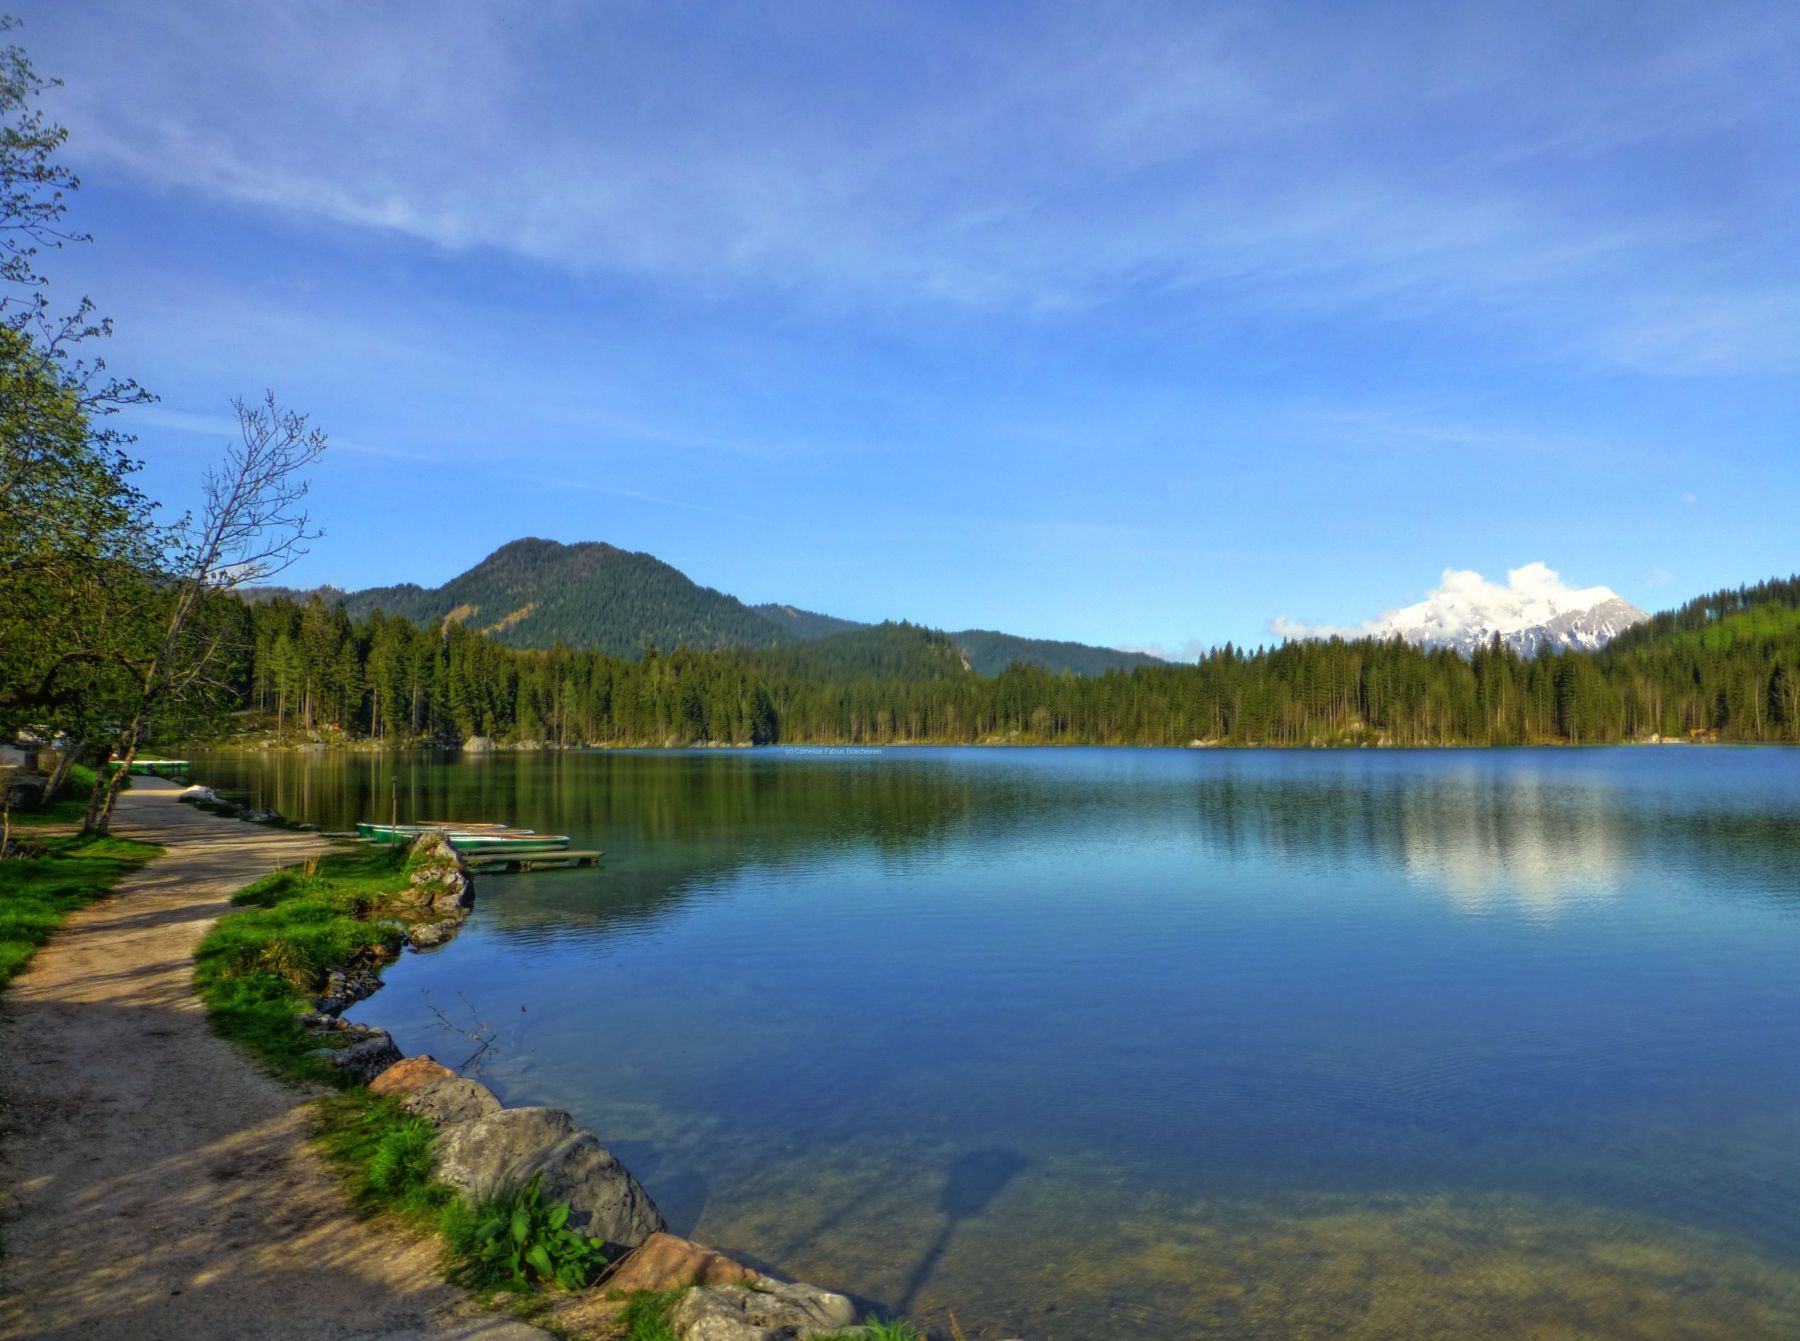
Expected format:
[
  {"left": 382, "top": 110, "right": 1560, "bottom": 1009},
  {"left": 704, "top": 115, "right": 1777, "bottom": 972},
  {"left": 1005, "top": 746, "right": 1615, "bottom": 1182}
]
[{"left": 189, "top": 745, "right": 1800, "bottom": 1339}]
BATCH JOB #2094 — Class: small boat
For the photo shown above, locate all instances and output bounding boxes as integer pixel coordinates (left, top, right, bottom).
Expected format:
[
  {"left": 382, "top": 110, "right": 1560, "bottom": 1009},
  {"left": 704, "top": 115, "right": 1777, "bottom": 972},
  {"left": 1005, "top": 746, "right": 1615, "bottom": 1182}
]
[
  {"left": 111, "top": 757, "right": 192, "bottom": 777},
  {"left": 355, "top": 820, "right": 529, "bottom": 844},
  {"left": 447, "top": 832, "right": 573, "bottom": 855}
]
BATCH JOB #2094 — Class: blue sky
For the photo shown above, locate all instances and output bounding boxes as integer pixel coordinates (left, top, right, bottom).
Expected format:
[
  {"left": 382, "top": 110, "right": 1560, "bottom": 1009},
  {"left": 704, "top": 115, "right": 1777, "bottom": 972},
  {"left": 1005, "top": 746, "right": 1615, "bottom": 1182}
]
[{"left": 14, "top": 1, "right": 1799, "bottom": 655}]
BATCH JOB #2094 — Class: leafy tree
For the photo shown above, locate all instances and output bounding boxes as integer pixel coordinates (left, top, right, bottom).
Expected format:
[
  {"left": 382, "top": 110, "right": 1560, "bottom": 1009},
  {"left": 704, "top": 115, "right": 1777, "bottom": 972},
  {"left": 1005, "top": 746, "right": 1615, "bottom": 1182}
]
[{"left": 85, "top": 396, "right": 326, "bottom": 831}]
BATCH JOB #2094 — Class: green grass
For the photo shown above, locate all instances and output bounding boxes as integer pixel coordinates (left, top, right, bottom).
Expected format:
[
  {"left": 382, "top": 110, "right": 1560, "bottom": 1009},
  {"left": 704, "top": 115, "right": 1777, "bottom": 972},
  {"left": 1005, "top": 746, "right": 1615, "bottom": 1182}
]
[
  {"left": 194, "top": 844, "right": 416, "bottom": 1083},
  {"left": 312, "top": 1090, "right": 454, "bottom": 1219},
  {"left": 0, "top": 833, "right": 161, "bottom": 989},
  {"left": 618, "top": 1289, "right": 684, "bottom": 1341},
  {"left": 816, "top": 1323, "right": 922, "bottom": 1341},
  {"left": 198, "top": 840, "right": 607, "bottom": 1307}
]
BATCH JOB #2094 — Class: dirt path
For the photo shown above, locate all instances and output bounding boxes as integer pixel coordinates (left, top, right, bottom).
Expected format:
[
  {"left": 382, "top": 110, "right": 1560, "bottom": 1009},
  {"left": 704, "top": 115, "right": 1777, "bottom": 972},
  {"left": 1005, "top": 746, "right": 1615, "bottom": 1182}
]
[{"left": 0, "top": 780, "right": 549, "bottom": 1341}]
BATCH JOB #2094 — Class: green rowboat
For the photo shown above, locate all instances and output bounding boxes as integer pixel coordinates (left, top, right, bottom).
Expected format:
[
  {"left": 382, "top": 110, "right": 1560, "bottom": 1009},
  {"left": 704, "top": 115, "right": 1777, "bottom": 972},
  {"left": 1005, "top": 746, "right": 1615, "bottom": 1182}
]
[
  {"left": 355, "top": 821, "right": 526, "bottom": 844},
  {"left": 109, "top": 758, "right": 192, "bottom": 778},
  {"left": 446, "top": 833, "right": 572, "bottom": 855}
]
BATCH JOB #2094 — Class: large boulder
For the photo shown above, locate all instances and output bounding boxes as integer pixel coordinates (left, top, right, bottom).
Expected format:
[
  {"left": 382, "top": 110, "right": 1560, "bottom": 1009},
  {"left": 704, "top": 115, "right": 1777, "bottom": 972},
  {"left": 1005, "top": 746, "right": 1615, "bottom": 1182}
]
[
  {"left": 402, "top": 1075, "right": 503, "bottom": 1127},
  {"left": 603, "top": 1233, "right": 754, "bottom": 1294},
  {"left": 463, "top": 735, "right": 497, "bottom": 753},
  {"left": 667, "top": 1279, "right": 860, "bottom": 1340},
  {"left": 404, "top": 836, "right": 475, "bottom": 919},
  {"left": 369, "top": 1055, "right": 456, "bottom": 1098},
  {"left": 433, "top": 1107, "right": 663, "bottom": 1249}
]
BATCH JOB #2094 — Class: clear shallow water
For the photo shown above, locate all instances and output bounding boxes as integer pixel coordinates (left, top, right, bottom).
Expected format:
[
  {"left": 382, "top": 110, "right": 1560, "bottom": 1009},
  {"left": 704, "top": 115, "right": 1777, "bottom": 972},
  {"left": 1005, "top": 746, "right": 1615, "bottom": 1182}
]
[{"left": 192, "top": 746, "right": 1800, "bottom": 1339}]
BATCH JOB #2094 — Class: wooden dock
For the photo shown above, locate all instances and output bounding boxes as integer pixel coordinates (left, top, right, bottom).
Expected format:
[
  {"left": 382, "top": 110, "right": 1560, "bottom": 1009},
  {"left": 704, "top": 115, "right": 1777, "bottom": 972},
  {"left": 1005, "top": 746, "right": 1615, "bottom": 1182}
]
[{"left": 461, "top": 849, "right": 603, "bottom": 873}]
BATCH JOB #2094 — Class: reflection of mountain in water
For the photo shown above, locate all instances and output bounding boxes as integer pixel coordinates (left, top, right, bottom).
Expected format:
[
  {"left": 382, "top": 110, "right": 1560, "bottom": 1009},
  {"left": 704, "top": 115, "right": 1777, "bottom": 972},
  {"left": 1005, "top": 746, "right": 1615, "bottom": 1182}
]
[
  {"left": 1396, "top": 780, "right": 1626, "bottom": 916},
  {"left": 1179, "top": 766, "right": 1799, "bottom": 917},
  {"left": 191, "top": 749, "right": 1800, "bottom": 932}
]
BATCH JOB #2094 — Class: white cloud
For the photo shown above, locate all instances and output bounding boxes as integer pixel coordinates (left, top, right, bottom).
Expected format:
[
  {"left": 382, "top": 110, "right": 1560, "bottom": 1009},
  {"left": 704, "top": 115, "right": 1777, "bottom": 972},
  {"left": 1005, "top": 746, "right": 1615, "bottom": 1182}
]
[
  {"left": 1680, "top": 491, "right": 1698, "bottom": 504},
  {"left": 1273, "top": 563, "right": 1628, "bottom": 645}
]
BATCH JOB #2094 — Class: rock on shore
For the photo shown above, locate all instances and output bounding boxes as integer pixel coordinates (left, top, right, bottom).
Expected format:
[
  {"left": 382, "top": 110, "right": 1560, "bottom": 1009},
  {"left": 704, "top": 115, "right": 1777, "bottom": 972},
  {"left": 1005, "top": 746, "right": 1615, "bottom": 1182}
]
[{"left": 432, "top": 1106, "right": 665, "bottom": 1250}]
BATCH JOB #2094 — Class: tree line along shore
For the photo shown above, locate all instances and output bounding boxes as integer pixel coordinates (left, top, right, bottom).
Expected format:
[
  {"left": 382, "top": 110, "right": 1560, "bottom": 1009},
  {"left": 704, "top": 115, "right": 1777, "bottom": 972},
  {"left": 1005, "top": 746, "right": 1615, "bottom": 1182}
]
[{"left": 215, "top": 576, "right": 1800, "bottom": 751}]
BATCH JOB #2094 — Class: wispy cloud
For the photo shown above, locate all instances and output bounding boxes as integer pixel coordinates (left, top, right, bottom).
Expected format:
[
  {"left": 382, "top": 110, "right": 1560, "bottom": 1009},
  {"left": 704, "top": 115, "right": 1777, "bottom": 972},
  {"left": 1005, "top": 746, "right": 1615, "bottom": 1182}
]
[
  {"left": 41, "top": 1, "right": 1800, "bottom": 373},
  {"left": 515, "top": 474, "right": 760, "bottom": 523},
  {"left": 127, "top": 405, "right": 437, "bottom": 461}
]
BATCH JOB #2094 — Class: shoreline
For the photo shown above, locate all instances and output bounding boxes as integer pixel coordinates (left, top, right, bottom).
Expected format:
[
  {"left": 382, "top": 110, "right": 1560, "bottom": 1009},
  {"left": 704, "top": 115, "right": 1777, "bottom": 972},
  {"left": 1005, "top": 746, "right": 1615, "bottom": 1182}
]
[
  {"left": 41, "top": 779, "right": 942, "bottom": 1340},
  {"left": 185, "top": 734, "right": 1756, "bottom": 759},
  {"left": 0, "top": 781, "right": 554, "bottom": 1341}
]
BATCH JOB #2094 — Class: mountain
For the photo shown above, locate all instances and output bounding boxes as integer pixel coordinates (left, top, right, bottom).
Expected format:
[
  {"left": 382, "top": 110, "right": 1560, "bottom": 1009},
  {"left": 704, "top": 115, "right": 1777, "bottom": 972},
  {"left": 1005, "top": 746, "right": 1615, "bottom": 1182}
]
[
  {"left": 751, "top": 603, "right": 867, "bottom": 641},
  {"left": 1602, "top": 574, "right": 1800, "bottom": 655},
  {"left": 751, "top": 609, "right": 1163, "bottom": 675},
  {"left": 260, "top": 537, "right": 1160, "bottom": 675},
  {"left": 260, "top": 539, "right": 789, "bottom": 658},
  {"left": 949, "top": 629, "right": 1165, "bottom": 677},
  {"left": 1274, "top": 562, "right": 1649, "bottom": 656}
]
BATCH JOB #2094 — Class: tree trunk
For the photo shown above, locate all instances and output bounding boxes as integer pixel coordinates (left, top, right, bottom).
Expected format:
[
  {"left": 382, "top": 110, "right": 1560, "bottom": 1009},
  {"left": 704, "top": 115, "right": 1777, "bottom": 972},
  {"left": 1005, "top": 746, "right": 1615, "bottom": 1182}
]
[
  {"left": 88, "top": 710, "right": 145, "bottom": 835},
  {"left": 81, "top": 758, "right": 110, "bottom": 832},
  {"left": 42, "top": 743, "right": 81, "bottom": 803}
]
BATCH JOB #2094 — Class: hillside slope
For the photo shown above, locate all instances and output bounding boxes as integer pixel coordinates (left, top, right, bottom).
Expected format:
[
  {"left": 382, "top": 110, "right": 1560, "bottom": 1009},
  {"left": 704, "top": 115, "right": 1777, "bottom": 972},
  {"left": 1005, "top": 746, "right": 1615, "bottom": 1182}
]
[
  {"left": 277, "top": 538, "right": 794, "bottom": 657},
  {"left": 260, "top": 537, "right": 1167, "bottom": 675},
  {"left": 950, "top": 628, "right": 1165, "bottom": 676}
]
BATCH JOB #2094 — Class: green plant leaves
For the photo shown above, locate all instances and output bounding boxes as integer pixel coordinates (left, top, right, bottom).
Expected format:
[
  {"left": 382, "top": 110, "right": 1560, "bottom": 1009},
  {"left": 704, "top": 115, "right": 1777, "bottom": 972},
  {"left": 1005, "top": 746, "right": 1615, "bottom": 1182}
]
[{"left": 447, "top": 1172, "right": 608, "bottom": 1292}]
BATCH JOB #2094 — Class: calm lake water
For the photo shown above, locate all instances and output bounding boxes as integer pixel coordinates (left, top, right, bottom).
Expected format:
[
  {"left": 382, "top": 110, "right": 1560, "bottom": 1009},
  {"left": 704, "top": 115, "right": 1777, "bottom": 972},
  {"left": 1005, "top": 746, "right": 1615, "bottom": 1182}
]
[{"left": 190, "top": 746, "right": 1800, "bottom": 1339}]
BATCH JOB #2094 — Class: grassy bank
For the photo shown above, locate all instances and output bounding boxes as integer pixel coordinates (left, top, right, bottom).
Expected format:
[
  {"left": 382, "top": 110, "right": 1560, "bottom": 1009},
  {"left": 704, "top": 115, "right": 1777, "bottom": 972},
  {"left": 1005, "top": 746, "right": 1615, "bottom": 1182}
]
[
  {"left": 194, "top": 842, "right": 927, "bottom": 1339},
  {"left": 5, "top": 762, "right": 112, "bottom": 832},
  {"left": 194, "top": 843, "right": 611, "bottom": 1306},
  {"left": 0, "top": 832, "right": 161, "bottom": 989},
  {"left": 194, "top": 844, "right": 414, "bottom": 1083}
]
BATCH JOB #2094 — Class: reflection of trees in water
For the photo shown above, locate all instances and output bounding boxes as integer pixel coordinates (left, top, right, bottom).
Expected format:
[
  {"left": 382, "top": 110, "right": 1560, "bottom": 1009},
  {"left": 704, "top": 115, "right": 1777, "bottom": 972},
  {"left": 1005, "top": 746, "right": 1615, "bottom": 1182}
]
[{"left": 193, "top": 750, "right": 1800, "bottom": 932}]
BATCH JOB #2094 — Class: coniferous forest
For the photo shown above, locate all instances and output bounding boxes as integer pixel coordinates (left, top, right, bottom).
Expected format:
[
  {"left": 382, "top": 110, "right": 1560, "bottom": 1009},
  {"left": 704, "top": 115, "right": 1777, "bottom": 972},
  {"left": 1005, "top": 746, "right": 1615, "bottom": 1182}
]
[{"left": 225, "top": 576, "right": 1800, "bottom": 749}]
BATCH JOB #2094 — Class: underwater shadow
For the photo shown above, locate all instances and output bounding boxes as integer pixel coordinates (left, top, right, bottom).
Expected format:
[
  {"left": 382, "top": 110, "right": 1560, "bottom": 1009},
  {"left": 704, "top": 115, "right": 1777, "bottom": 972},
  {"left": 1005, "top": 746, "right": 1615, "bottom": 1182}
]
[{"left": 897, "top": 1147, "right": 1029, "bottom": 1314}]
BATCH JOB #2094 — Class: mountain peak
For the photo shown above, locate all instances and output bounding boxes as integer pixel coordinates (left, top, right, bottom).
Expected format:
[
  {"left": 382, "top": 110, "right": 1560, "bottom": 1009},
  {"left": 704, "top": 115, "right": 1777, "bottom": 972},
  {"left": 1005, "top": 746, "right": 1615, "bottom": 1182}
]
[
  {"left": 1274, "top": 563, "right": 1649, "bottom": 655},
  {"left": 255, "top": 537, "right": 1158, "bottom": 675}
]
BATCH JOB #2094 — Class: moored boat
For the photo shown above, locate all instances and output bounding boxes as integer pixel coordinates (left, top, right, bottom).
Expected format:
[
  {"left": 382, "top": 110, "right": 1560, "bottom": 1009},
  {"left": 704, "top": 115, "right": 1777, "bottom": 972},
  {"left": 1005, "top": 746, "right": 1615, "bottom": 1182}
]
[
  {"left": 110, "top": 758, "right": 192, "bottom": 777},
  {"left": 446, "top": 832, "right": 572, "bottom": 855},
  {"left": 355, "top": 820, "right": 528, "bottom": 844}
]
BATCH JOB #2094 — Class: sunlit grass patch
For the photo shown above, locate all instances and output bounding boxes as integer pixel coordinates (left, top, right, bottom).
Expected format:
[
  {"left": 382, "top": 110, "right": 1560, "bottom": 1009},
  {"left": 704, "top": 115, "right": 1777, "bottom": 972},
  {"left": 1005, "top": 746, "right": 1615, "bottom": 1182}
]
[
  {"left": 0, "top": 832, "right": 160, "bottom": 989},
  {"left": 195, "top": 844, "right": 414, "bottom": 1082}
]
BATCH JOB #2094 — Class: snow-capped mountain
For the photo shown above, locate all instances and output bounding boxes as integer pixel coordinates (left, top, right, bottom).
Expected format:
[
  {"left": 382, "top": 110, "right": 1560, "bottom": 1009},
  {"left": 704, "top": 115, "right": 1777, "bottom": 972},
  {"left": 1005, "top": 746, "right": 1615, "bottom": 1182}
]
[{"left": 1273, "top": 563, "right": 1649, "bottom": 656}]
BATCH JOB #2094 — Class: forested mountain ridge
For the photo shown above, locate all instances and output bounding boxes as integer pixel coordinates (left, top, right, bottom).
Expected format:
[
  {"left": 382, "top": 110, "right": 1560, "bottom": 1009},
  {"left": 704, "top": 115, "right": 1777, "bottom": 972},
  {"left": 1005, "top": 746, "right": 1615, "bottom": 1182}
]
[
  {"left": 258, "top": 537, "right": 1165, "bottom": 676},
  {"left": 951, "top": 629, "right": 1165, "bottom": 677},
  {"left": 751, "top": 602, "right": 866, "bottom": 641},
  {"left": 226, "top": 572, "right": 1800, "bottom": 749},
  {"left": 256, "top": 538, "right": 792, "bottom": 657},
  {"left": 1603, "top": 576, "right": 1800, "bottom": 654}
]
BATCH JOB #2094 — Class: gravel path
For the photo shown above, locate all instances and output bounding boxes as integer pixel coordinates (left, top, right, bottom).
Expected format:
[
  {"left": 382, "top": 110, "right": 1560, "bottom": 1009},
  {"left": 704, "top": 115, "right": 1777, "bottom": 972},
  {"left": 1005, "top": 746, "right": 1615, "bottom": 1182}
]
[{"left": 0, "top": 779, "right": 548, "bottom": 1341}]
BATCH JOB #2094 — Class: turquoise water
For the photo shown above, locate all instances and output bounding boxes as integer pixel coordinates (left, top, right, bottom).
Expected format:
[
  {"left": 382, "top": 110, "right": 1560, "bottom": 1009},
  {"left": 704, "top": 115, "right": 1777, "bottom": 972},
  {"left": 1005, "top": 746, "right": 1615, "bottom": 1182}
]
[{"left": 193, "top": 746, "right": 1800, "bottom": 1338}]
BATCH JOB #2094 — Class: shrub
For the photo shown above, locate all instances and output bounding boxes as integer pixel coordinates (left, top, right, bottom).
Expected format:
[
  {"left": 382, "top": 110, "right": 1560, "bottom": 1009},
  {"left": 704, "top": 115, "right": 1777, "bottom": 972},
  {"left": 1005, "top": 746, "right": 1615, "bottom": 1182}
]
[
  {"left": 364, "top": 1118, "right": 438, "bottom": 1201},
  {"left": 445, "top": 1172, "right": 608, "bottom": 1292}
]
